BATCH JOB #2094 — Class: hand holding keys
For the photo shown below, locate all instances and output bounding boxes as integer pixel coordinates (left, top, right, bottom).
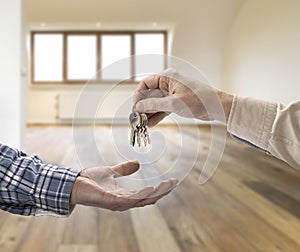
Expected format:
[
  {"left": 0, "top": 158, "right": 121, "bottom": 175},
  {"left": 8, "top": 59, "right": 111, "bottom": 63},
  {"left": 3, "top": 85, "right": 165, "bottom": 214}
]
[{"left": 129, "top": 112, "right": 150, "bottom": 147}]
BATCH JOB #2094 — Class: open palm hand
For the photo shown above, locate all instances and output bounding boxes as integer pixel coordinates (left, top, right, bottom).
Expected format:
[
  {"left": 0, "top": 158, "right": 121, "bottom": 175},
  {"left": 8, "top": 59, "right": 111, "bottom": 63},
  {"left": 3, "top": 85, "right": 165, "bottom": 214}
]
[{"left": 70, "top": 161, "right": 178, "bottom": 211}]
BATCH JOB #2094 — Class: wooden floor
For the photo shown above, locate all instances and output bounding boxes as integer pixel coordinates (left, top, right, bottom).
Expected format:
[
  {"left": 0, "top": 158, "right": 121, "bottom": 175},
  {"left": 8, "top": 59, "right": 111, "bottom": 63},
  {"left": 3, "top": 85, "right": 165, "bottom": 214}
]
[{"left": 0, "top": 125, "right": 300, "bottom": 252}]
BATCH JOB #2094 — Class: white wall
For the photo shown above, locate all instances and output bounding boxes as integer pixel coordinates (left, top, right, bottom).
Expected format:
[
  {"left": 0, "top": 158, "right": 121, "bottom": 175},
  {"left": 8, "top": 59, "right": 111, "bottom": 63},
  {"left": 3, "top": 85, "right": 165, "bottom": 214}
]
[
  {"left": 25, "top": 0, "right": 244, "bottom": 124},
  {"left": 0, "top": 0, "right": 24, "bottom": 148},
  {"left": 222, "top": 0, "right": 300, "bottom": 105}
]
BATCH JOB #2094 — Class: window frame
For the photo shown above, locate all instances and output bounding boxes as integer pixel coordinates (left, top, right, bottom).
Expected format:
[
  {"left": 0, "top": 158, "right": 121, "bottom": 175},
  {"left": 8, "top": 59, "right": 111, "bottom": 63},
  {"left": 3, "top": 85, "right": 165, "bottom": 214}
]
[{"left": 31, "top": 30, "right": 168, "bottom": 85}]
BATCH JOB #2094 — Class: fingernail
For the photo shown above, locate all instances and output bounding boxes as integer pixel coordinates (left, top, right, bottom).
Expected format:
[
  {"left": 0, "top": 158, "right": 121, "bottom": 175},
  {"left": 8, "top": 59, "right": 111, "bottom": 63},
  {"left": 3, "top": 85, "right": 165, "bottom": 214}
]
[
  {"left": 135, "top": 101, "right": 145, "bottom": 112},
  {"left": 130, "top": 160, "right": 140, "bottom": 165}
]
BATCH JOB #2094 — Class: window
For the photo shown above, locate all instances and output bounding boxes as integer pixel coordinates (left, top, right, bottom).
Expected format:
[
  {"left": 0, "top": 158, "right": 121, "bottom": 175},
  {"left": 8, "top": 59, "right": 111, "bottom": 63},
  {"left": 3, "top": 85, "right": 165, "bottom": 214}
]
[
  {"left": 101, "top": 35, "right": 131, "bottom": 80},
  {"left": 135, "top": 33, "right": 165, "bottom": 81},
  {"left": 31, "top": 31, "right": 167, "bottom": 84},
  {"left": 33, "top": 34, "right": 63, "bottom": 82},
  {"left": 67, "top": 35, "right": 97, "bottom": 80}
]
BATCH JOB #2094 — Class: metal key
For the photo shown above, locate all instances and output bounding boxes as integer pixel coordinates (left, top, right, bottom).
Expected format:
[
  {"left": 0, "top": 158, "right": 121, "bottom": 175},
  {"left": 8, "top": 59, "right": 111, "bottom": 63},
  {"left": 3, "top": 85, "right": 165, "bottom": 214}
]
[
  {"left": 129, "top": 112, "right": 150, "bottom": 147},
  {"left": 129, "top": 112, "right": 141, "bottom": 147},
  {"left": 130, "top": 123, "right": 136, "bottom": 146},
  {"left": 143, "top": 125, "right": 151, "bottom": 146},
  {"left": 140, "top": 113, "right": 150, "bottom": 146}
]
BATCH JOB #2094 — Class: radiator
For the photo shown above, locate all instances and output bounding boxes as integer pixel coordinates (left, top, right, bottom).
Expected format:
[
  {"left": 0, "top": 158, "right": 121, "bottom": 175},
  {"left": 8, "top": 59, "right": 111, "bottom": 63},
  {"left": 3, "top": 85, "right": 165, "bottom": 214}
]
[{"left": 56, "top": 91, "right": 196, "bottom": 125}]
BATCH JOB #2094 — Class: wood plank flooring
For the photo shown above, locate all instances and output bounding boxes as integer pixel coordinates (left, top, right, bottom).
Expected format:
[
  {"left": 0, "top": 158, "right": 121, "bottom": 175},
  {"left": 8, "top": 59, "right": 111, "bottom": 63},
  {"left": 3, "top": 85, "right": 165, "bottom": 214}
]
[{"left": 0, "top": 125, "right": 300, "bottom": 252}]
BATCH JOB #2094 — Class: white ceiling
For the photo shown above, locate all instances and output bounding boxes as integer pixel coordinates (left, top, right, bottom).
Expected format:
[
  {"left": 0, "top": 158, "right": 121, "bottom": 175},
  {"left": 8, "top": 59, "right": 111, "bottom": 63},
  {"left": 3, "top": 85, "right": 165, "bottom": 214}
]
[{"left": 24, "top": 0, "right": 245, "bottom": 24}]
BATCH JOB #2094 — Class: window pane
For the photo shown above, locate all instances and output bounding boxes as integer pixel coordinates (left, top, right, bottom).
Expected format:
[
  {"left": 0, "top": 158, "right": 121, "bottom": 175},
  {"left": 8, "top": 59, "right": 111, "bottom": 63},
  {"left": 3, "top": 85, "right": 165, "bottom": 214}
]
[
  {"left": 135, "top": 33, "right": 165, "bottom": 80},
  {"left": 101, "top": 35, "right": 131, "bottom": 80},
  {"left": 34, "top": 34, "right": 63, "bottom": 82},
  {"left": 67, "top": 35, "right": 97, "bottom": 80}
]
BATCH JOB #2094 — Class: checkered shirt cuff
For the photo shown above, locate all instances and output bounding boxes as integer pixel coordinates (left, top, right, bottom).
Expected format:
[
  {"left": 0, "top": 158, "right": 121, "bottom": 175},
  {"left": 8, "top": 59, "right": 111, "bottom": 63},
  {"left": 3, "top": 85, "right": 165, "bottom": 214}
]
[{"left": 0, "top": 144, "right": 79, "bottom": 216}]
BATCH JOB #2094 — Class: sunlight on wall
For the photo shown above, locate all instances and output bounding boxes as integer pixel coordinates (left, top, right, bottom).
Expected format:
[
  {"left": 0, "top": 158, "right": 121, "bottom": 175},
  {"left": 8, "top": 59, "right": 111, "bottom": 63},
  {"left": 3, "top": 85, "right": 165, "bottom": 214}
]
[
  {"left": 222, "top": 0, "right": 300, "bottom": 105},
  {"left": 0, "top": 0, "right": 24, "bottom": 147}
]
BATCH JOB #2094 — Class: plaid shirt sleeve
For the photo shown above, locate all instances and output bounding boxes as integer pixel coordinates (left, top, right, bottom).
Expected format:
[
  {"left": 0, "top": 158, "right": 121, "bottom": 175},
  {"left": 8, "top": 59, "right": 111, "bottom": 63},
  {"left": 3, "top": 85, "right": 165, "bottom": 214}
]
[{"left": 0, "top": 143, "right": 79, "bottom": 217}]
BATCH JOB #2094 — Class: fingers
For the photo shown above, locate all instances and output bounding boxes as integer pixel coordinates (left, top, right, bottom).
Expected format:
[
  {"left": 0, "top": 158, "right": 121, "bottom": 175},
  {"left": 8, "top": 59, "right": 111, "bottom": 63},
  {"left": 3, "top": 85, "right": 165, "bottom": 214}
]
[
  {"left": 89, "top": 178, "right": 177, "bottom": 211},
  {"left": 133, "top": 70, "right": 175, "bottom": 127},
  {"left": 133, "top": 89, "right": 167, "bottom": 107},
  {"left": 111, "top": 160, "right": 140, "bottom": 178},
  {"left": 147, "top": 112, "right": 169, "bottom": 127},
  {"left": 133, "top": 89, "right": 170, "bottom": 127},
  {"left": 135, "top": 96, "right": 175, "bottom": 114},
  {"left": 134, "top": 178, "right": 178, "bottom": 207},
  {"left": 130, "top": 186, "right": 155, "bottom": 200},
  {"left": 136, "top": 74, "right": 168, "bottom": 93},
  {"left": 135, "top": 68, "right": 177, "bottom": 93},
  {"left": 134, "top": 96, "right": 174, "bottom": 126},
  {"left": 111, "top": 179, "right": 178, "bottom": 211},
  {"left": 113, "top": 185, "right": 154, "bottom": 198},
  {"left": 107, "top": 186, "right": 155, "bottom": 211}
]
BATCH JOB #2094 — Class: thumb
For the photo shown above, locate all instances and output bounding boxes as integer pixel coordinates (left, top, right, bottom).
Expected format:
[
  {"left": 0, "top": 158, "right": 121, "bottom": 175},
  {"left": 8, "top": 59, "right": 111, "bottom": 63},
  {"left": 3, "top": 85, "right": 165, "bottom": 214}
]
[
  {"left": 135, "top": 96, "right": 175, "bottom": 114},
  {"left": 111, "top": 160, "right": 140, "bottom": 177}
]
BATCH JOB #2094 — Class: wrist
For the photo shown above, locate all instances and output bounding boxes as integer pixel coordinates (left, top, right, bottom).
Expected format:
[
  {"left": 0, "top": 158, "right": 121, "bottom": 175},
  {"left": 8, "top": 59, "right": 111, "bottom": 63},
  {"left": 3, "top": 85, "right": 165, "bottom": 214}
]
[{"left": 70, "top": 176, "right": 85, "bottom": 205}]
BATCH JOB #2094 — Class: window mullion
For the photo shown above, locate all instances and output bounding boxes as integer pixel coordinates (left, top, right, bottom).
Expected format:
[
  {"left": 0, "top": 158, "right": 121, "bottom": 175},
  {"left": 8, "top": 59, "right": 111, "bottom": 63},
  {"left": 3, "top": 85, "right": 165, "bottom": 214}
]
[
  {"left": 130, "top": 32, "right": 135, "bottom": 81},
  {"left": 164, "top": 31, "right": 168, "bottom": 69},
  {"left": 31, "top": 32, "right": 35, "bottom": 83},
  {"left": 63, "top": 33, "right": 67, "bottom": 82},
  {"left": 97, "top": 33, "right": 102, "bottom": 81}
]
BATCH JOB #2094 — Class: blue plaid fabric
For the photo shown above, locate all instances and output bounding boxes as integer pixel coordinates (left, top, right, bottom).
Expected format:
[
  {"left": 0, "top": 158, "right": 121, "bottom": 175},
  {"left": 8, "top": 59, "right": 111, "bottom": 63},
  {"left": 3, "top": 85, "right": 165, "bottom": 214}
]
[{"left": 0, "top": 144, "right": 79, "bottom": 216}]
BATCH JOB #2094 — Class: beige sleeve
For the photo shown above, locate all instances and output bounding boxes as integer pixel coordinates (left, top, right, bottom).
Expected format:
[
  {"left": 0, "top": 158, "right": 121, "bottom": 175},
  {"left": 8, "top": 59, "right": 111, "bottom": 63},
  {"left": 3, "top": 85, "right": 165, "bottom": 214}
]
[{"left": 227, "top": 95, "right": 300, "bottom": 170}]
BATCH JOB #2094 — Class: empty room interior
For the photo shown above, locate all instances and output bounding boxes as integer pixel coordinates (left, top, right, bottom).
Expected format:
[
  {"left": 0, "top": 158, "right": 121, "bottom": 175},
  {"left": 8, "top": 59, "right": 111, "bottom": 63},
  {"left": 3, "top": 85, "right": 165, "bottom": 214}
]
[{"left": 1, "top": 0, "right": 300, "bottom": 251}]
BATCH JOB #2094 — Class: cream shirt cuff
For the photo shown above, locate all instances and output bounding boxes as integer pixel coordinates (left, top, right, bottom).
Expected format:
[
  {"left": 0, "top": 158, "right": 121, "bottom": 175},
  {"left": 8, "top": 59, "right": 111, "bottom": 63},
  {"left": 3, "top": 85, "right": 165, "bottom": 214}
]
[{"left": 227, "top": 95, "right": 278, "bottom": 151}]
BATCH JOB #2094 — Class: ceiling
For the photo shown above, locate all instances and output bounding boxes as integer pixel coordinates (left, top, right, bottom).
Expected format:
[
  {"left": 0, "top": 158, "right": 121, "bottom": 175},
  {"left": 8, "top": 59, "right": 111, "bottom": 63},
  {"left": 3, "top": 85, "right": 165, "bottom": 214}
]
[{"left": 24, "top": 0, "right": 245, "bottom": 24}]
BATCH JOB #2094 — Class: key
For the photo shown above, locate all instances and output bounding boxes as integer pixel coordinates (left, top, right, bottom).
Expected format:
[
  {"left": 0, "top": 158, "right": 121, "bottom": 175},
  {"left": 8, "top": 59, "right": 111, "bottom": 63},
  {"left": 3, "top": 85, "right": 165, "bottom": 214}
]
[
  {"left": 129, "top": 112, "right": 150, "bottom": 147},
  {"left": 143, "top": 126, "right": 151, "bottom": 146},
  {"left": 130, "top": 124, "right": 136, "bottom": 146},
  {"left": 129, "top": 112, "right": 141, "bottom": 147},
  {"left": 137, "top": 114, "right": 145, "bottom": 147},
  {"left": 140, "top": 113, "right": 150, "bottom": 146},
  {"left": 137, "top": 127, "right": 141, "bottom": 147},
  {"left": 138, "top": 116, "right": 145, "bottom": 147}
]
